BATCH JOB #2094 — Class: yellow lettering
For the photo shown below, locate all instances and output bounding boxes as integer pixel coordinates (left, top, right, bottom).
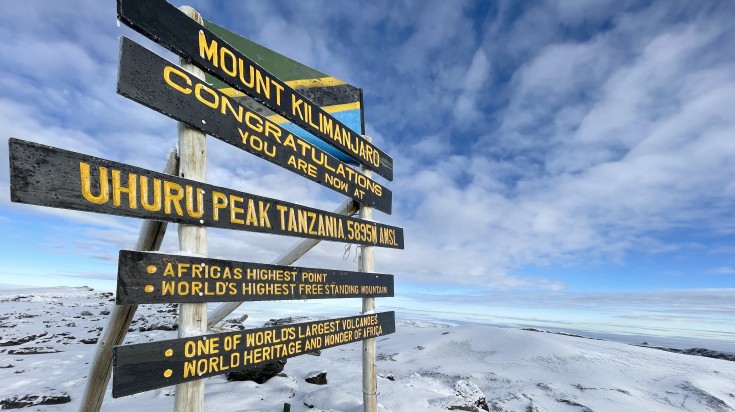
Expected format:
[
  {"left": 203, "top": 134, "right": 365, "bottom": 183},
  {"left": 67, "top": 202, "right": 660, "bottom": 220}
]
[
  {"left": 212, "top": 191, "right": 228, "bottom": 221},
  {"left": 259, "top": 201, "right": 271, "bottom": 228},
  {"left": 230, "top": 194, "right": 244, "bottom": 224},
  {"left": 195, "top": 83, "right": 218, "bottom": 109},
  {"left": 79, "top": 162, "right": 109, "bottom": 204},
  {"left": 140, "top": 176, "right": 162, "bottom": 211},
  {"left": 111, "top": 170, "right": 137, "bottom": 209},
  {"left": 198, "top": 31, "right": 218, "bottom": 66},
  {"left": 163, "top": 181, "right": 184, "bottom": 216},
  {"left": 186, "top": 186, "right": 204, "bottom": 218},
  {"left": 220, "top": 47, "right": 237, "bottom": 77},
  {"left": 245, "top": 198, "right": 257, "bottom": 226},
  {"left": 163, "top": 66, "right": 192, "bottom": 95}
]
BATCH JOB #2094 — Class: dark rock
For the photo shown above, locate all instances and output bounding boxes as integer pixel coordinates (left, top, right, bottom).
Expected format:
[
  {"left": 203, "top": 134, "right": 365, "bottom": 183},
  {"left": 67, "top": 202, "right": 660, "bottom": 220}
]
[
  {"left": 80, "top": 311, "right": 93, "bottom": 317},
  {"left": 305, "top": 350, "right": 321, "bottom": 356},
  {"left": 305, "top": 371, "right": 327, "bottom": 385},
  {"left": 303, "top": 402, "right": 314, "bottom": 409},
  {"left": 223, "top": 319, "right": 246, "bottom": 331},
  {"left": 679, "top": 348, "right": 735, "bottom": 362},
  {"left": 442, "top": 332, "right": 450, "bottom": 335},
  {"left": 573, "top": 384, "right": 596, "bottom": 391},
  {"left": 226, "top": 359, "right": 286, "bottom": 384},
  {"left": 472, "top": 396, "right": 488, "bottom": 410},
  {"left": 520, "top": 328, "right": 601, "bottom": 341},
  {"left": 557, "top": 399, "right": 592, "bottom": 412},
  {"left": 444, "top": 379, "right": 489, "bottom": 411},
  {"left": 138, "top": 323, "right": 177, "bottom": 332},
  {"left": 0, "top": 392, "right": 71, "bottom": 409},
  {"left": 447, "top": 406, "right": 479, "bottom": 411},
  {"left": 80, "top": 338, "right": 98, "bottom": 344},
  {"left": 526, "top": 403, "right": 540, "bottom": 412},
  {"left": 416, "top": 345, "right": 425, "bottom": 350},
  {"left": 100, "top": 310, "right": 110, "bottom": 315},
  {"left": 264, "top": 316, "right": 311, "bottom": 327},
  {"left": 640, "top": 345, "right": 735, "bottom": 362},
  {"left": 386, "top": 374, "right": 395, "bottom": 381},
  {"left": 7, "top": 347, "right": 61, "bottom": 355},
  {"left": 377, "top": 352, "right": 398, "bottom": 361},
  {"left": 0, "top": 332, "right": 48, "bottom": 346},
  {"left": 0, "top": 364, "right": 13, "bottom": 368}
]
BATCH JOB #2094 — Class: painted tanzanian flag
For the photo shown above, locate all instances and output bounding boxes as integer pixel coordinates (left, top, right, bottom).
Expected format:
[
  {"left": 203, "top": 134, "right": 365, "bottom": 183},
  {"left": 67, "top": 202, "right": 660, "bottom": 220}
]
[{"left": 203, "top": 20, "right": 364, "bottom": 164}]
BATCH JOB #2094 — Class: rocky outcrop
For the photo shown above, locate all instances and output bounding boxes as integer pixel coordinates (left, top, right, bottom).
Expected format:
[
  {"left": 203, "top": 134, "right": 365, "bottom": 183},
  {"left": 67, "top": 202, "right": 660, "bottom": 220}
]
[
  {"left": 226, "top": 359, "right": 286, "bottom": 384},
  {"left": 305, "top": 371, "right": 327, "bottom": 385},
  {"left": 0, "top": 392, "right": 71, "bottom": 409}
]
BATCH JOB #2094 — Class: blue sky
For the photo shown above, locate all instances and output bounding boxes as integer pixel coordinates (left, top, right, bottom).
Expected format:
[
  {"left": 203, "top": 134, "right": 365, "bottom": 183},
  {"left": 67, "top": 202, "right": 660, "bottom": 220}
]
[{"left": 1, "top": 0, "right": 734, "bottom": 347}]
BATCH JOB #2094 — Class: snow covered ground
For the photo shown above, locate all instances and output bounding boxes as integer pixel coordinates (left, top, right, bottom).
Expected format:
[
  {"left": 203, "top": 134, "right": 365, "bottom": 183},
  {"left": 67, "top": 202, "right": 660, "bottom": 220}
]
[{"left": 0, "top": 286, "right": 733, "bottom": 411}]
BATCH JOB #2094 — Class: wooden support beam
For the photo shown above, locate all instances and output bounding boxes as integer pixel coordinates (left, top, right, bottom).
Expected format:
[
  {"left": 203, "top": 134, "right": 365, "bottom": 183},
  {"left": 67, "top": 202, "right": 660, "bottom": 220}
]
[
  {"left": 206, "top": 198, "right": 359, "bottom": 329},
  {"left": 80, "top": 149, "right": 178, "bottom": 412}
]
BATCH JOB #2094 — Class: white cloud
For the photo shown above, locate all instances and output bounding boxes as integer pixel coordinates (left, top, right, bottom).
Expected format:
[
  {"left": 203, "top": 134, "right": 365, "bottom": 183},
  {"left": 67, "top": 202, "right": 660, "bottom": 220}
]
[
  {"left": 711, "top": 267, "right": 735, "bottom": 276},
  {"left": 453, "top": 48, "right": 492, "bottom": 124}
]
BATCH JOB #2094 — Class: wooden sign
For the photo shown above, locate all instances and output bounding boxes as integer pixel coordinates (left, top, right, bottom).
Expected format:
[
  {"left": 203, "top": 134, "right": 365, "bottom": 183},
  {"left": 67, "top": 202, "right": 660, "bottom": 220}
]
[
  {"left": 112, "top": 311, "right": 395, "bottom": 397},
  {"left": 117, "top": 37, "right": 392, "bottom": 214},
  {"left": 8, "top": 139, "right": 404, "bottom": 248},
  {"left": 117, "top": 0, "right": 394, "bottom": 181},
  {"left": 117, "top": 250, "right": 394, "bottom": 304}
]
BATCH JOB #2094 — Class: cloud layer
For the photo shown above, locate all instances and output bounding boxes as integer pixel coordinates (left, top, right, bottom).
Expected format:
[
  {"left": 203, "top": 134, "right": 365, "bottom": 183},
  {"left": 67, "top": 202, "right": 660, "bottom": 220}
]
[{"left": 1, "top": 0, "right": 734, "bottom": 297}]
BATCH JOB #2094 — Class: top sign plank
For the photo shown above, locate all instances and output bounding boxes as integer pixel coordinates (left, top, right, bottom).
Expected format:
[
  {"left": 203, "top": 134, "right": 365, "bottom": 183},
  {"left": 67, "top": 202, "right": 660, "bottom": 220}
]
[{"left": 117, "top": 0, "right": 394, "bottom": 181}]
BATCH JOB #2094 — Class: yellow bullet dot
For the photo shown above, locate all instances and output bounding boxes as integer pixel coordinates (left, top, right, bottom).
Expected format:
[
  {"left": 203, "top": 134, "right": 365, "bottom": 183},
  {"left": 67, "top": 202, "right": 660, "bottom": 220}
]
[
  {"left": 147, "top": 265, "right": 157, "bottom": 274},
  {"left": 144, "top": 285, "right": 154, "bottom": 293},
  {"left": 165, "top": 349, "right": 173, "bottom": 357},
  {"left": 164, "top": 369, "right": 173, "bottom": 378}
]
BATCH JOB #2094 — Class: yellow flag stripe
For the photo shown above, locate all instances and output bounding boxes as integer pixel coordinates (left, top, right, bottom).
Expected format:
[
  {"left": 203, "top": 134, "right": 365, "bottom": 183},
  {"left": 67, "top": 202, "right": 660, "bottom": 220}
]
[
  {"left": 266, "top": 102, "right": 361, "bottom": 124},
  {"left": 218, "top": 76, "right": 347, "bottom": 98}
]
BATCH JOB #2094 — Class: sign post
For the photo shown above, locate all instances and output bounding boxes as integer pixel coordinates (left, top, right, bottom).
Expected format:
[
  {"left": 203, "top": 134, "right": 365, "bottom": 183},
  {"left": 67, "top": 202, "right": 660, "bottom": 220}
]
[
  {"left": 174, "top": 7, "right": 207, "bottom": 412},
  {"left": 358, "top": 138, "right": 378, "bottom": 412}
]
